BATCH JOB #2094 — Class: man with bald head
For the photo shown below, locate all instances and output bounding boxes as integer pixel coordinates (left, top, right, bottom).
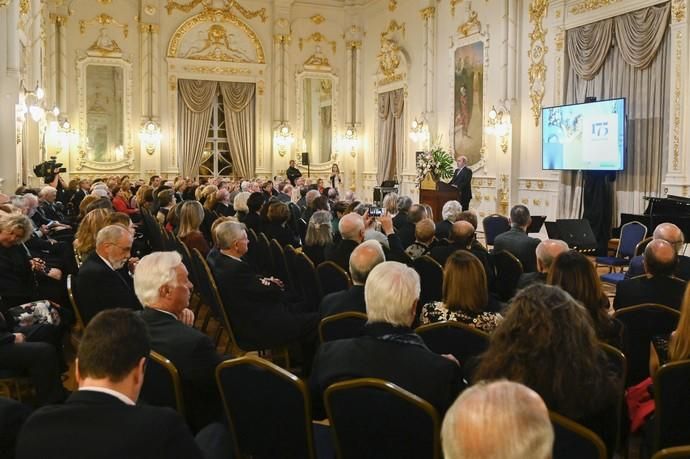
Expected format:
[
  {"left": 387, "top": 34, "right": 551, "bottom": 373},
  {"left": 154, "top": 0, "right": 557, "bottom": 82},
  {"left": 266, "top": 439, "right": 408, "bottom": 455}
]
[
  {"left": 441, "top": 380, "right": 553, "bottom": 459},
  {"left": 517, "top": 239, "right": 570, "bottom": 290},
  {"left": 614, "top": 239, "right": 687, "bottom": 310},
  {"left": 493, "top": 205, "right": 541, "bottom": 273},
  {"left": 320, "top": 240, "right": 385, "bottom": 318},
  {"left": 324, "top": 212, "right": 366, "bottom": 271},
  {"left": 625, "top": 222, "right": 690, "bottom": 280}
]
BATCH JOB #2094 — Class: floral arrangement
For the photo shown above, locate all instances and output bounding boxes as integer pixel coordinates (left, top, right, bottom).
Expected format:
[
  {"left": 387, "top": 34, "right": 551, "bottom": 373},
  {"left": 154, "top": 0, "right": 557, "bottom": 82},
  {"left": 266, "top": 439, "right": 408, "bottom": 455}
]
[{"left": 415, "top": 145, "right": 455, "bottom": 186}]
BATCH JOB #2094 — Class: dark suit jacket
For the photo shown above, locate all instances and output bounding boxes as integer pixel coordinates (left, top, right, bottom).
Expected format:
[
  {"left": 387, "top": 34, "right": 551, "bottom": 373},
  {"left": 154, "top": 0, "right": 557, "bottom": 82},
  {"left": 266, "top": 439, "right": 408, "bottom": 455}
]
[
  {"left": 625, "top": 254, "right": 690, "bottom": 281},
  {"left": 309, "top": 322, "right": 463, "bottom": 418},
  {"left": 286, "top": 166, "right": 302, "bottom": 186},
  {"left": 319, "top": 285, "right": 366, "bottom": 318},
  {"left": 613, "top": 275, "right": 687, "bottom": 310},
  {"left": 392, "top": 212, "right": 416, "bottom": 248},
  {"left": 0, "top": 245, "right": 35, "bottom": 308},
  {"left": 429, "top": 243, "right": 495, "bottom": 290},
  {"left": 516, "top": 271, "right": 547, "bottom": 290},
  {"left": 324, "top": 239, "right": 360, "bottom": 271},
  {"left": 434, "top": 220, "right": 453, "bottom": 240},
  {"left": 449, "top": 167, "right": 473, "bottom": 205},
  {"left": 210, "top": 253, "right": 317, "bottom": 349},
  {"left": 140, "top": 308, "right": 223, "bottom": 430},
  {"left": 16, "top": 390, "right": 203, "bottom": 459},
  {"left": 493, "top": 227, "right": 541, "bottom": 273},
  {"left": 264, "top": 222, "right": 300, "bottom": 248},
  {"left": 76, "top": 254, "right": 142, "bottom": 323}
]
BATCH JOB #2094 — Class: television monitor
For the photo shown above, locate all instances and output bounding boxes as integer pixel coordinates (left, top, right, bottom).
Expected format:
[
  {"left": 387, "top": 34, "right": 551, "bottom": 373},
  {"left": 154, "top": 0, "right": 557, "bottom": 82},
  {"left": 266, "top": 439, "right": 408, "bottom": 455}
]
[{"left": 542, "top": 98, "right": 626, "bottom": 171}]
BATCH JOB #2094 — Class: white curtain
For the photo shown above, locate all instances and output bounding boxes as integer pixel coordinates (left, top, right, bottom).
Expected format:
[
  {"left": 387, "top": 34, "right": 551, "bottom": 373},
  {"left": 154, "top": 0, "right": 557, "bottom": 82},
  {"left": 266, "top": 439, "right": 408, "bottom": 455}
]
[
  {"left": 178, "top": 79, "right": 217, "bottom": 178},
  {"left": 560, "top": 3, "right": 670, "bottom": 220},
  {"left": 377, "top": 88, "right": 404, "bottom": 184},
  {"left": 219, "top": 82, "right": 255, "bottom": 178}
]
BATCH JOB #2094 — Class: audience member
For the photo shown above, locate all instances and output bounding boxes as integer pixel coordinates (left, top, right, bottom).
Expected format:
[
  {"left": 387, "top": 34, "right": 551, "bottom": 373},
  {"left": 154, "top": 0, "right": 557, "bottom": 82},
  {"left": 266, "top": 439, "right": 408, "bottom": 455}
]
[
  {"left": 548, "top": 251, "right": 623, "bottom": 348},
  {"left": 303, "top": 211, "right": 333, "bottom": 265},
  {"left": 155, "top": 189, "right": 176, "bottom": 225},
  {"left": 242, "top": 192, "right": 264, "bottom": 233},
  {"left": 134, "top": 252, "right": 223, "bottom": 431},
  {"left": 626, "top": 222, "right": 690, "bottom": 280},
  {"left": 613, "top": 239, "right": 686, "bottom": 310},
  {"left": 178, "top": 201, "right": 210, "bottom": 257},
  {"left": 516, "top": 239, "right": 569, "bottom": 289},
  {"left": 232, "top": 191, "right": 251, "bottom": 221},
  {"left": 405, "top": 218, "right": 436, "bottom": 260},
  {"left": 397, "top": 203, "right": 427, "bottom": 248},
  {"left": 441, "top": 380, "right": 554, "bottom": 459},
  {"left": 324, "top": 212, "right": 365, "bottom": 270},
  {"left": 111, "top": 186, "right": 139, "bottom": 217},
  {"left": 430, "top": 221, "right": 491, "bottom": 284},
  {"left": 76, "top": 225, "right": 141, "bottom": 323},
  {"left": 319, "top": 240, "right": 385, "bottom": 318},
  {"left": 16, "top": 309, "right": 205, "bottom": 459},
  {"left": 301, "top": 189, "right": 322, "bottom": 224},
  {"left": 392, "top": 196, "right": 413, "bottom": 232},
  {"left": 493, "top": 205, "right": 540, "bottom": 272},
  {"left": 650, "top": 283, "right": 690, "bottom": 376},
  {"left": 310, "top": 261, "right": 463, "bottom": 418},
  {"left": 421, "top": 251, "right": 503, "bottom": 330},
  {"left": 436, "top": 200, "right": 462, "bottom": 240},
  {"left": 73, "top": 208, "right": 111, "bottom": 264},
  {"left": 264, "top": 201, "right": 300, "bottom": 248},
  {"left": 475, "top": 283, "right": 619, "bottom": 452}
]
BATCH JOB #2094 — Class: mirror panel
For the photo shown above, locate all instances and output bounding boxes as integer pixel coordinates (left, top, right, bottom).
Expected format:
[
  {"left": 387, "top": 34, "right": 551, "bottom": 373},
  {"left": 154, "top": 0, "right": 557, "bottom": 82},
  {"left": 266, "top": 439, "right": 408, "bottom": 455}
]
[
  {"left": 86, "top": 65, "right": 124, "bottom": 162},
  {"left": 296, "top": 71, "right": 338, "bottom": 166}
]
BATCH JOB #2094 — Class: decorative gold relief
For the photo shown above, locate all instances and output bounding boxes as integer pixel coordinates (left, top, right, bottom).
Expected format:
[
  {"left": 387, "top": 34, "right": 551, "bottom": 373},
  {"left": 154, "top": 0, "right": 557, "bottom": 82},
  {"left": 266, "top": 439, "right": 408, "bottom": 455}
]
[
  {"left": 458, "top": 7, "right": 481, "bottom": 37},
  {"left": 673, "top": 30, "right": 682, "bottom": 170},
  {"left": 299, "top": 32, "right": 336, "bottom": 53},
  {"left": 388, "top": 0, "right": 397, "bottom": 12},
  {"left": 50, "top": 14, "right": 68, "bottom": 25},
  {"left": 98, "top": 0, "right": 112, "bottom": 4},
  {"left": 166, "top": 0, "right": 267, "bottom": 23},
  {"left": 533, "top": 199, "right": 542, "bottom": 206},
  {"left": 382, "top": 20, "right": 405, "bottom": 38},
  {"left": 257, "top": 80, "right": 264, "bottom": 96},
  {"left": 499, "top": 174, "right": 509, "bottom": 215},
  {"left": 521, "top": 198, "right": 529, "bottom": 205},
  {"left": 182, "top": 65, "right": 251, "bottom": 75},
  {"left": 183, "top": 24, "right": 253, "bottom": 62},
  {"left": 168, "top": 75, "right": 177, "bottom": 91},
  {"left": 450, "top": 0, "right": 461, "bottom": 17},
  {"left": 167, "top": 8, "right": 265, "bottom": 64},
  {"left": 672, "top": 0, "right": 686, "bottom": 23},
  {"left": 310, "top": 14, "right": 325, "bottom": 25},
  {"left": 144, "top": 4, "right": 157, "bottom": 16},
  {"left": 80, "top": 14, "right": 128, "bottom": 37},
  {"left": 87, "top": 29, "right": 122, "bottom": 56},
  {"left": 526, "top": 180, "right": 532, "bottom": 189},
  {"left": 569, "top": 0, "right": 621, "bottom": 15},
  {"left": 304, "top": 46, "right": 330, "bottom": 68},
  {"left": 377, "top": 20, "right": 406, "bottom": 80},
  {"left": 528, "top": 0, "right": 548, "bottom": 126},
  {"left": 555, "top": 28, "right": 564, "bottom": 52},
  {"left": 537, "top": 180, "right": 544, "bottom": 189},
  {"left": 378, "top": 73, "right": 404, "bottom": 86},
  {"left": 420, "top": 6, "right": 436, "bottom": 20},
  {"left": 347, "top": 41, "right": 362, "bottom": 50},
  {"left": 19, "top": 0, "right": 29, "bottom": 15}
]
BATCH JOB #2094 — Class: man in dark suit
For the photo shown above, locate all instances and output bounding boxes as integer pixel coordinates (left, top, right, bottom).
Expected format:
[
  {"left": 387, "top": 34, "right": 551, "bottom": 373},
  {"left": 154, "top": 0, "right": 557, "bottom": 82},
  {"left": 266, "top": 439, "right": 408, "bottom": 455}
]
[
  {"left": 310, "top": 261, "right": 463, "bottom": 418},
  {"left": 614, "top": 239, "right": 687, "bottom": 310},
  {"left": 325, "top": 212, "right": 366, "bottom": 271},
  {"left": 396, "top": 202, "right": 426, "bottom": 249},
  {"left": 16, "top": 309, "right": 205, "bottom": 459},
  {"left": 435, "top": 201, "right": 463, "bottom": 241},
  {"left": 392, "top": 196, "right": 413, "bottom": 231},
  {"left": 134, "top": 251, "right": 223, "bottom": 432},
  {"left": 37, "top": 186, "right": 68, "bottom": 224},
  {"left": 493, "top": 205, "right": 541, "bottom": 273},
  {"left": 76, "top": 225, "right": 142, "bottom": 323},
  {"left": 449, "top": 156, "right": 473, "bottom": 211},
  {"left": 211, "top": 221, "right": 318, "bottom": 352},
  {"left": 625, "top": 223, "right": 690, "bottom": 281},
  {"left": 286, "top": 159, "right": 303, "bottom": 186},
  {"left": 516, "top": 239, "right": 569, "bottom": 290},
  {"left": 320, "top": 240, "right": 385, "bottom": 318}
]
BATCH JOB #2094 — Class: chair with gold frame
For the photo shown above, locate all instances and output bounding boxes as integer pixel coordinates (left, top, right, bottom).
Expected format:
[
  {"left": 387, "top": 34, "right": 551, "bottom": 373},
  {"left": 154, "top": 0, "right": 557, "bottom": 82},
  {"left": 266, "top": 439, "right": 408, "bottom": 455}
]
[
  {"left": 652, "top": 446, "right": 690, "bottom": 459},
  {"left": 324, "top": 378, "right": 441, "bottom": 459},
  {"left": 550, "top": 411, "right": 607, "bottom": 459},
  {"left": 139, "top": 350, "right": 186, "bottom": 417},
  {"left": 216, "top": 356, "right": 316, "bottom": 459},
  {"left": 653, "top": 360, "right": 690, "bottom": 453},
  {"left": 316, "top": 261, "right": 352, "bottom": 297},
  {"left": 318, "top": 311, "right": 367, "bottom": 343},
  {"left": 66, "top": 274, "right": 87, "bottom": 334}
]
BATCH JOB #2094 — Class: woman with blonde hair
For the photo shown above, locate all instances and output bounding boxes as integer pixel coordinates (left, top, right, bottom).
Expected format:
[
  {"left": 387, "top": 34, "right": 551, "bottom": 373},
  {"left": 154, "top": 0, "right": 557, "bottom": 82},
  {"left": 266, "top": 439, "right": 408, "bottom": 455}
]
[
  {"left": 650, "top": 284, "right": 690, "bottom": 376},
  {"left": 73, "top": 208, "right": 111, "bottom": 263},
  {"left": 420, "top": 250, "right": 503, "bottom": 332},
  {"left": 177, "top": 200, "right": 209, "bottom": 257},
  {"left": 303, "top": 210, "right": 333, "bottom": 265}
]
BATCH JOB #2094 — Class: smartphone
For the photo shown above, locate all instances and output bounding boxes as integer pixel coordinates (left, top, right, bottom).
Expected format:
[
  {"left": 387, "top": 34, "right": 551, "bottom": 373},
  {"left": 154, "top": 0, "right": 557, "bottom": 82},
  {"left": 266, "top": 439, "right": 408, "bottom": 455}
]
[{"left": 368, "top": 207, "right": 383, "bottom": 217}]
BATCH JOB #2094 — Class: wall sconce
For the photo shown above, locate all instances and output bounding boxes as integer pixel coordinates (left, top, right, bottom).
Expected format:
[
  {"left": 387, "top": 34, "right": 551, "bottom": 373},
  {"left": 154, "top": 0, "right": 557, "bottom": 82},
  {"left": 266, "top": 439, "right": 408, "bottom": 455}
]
[
  {"left": 139, "top": 119, "right": 161, "bottom": 155},
  {"left": 409, "top": 117, "right": 430, "bottom": 149},
  {"left": 485, "top": 105, "right": 511, "bottom": 153},
  {"left": 18, "top": 80, "right": 59, "bottom": 123},
  {"left": 342, "top": 125, "right": 359, "bottom": 158},
  {"left": 274, "top": 122, "right": 294, "bottom": 157}
]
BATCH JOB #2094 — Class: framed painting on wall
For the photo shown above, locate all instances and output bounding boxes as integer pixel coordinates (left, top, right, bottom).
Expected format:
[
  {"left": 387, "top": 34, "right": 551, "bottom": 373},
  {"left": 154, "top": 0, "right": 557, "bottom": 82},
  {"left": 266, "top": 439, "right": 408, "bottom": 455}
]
[{"left": 452, "top": 40, "right": 484, "bottom": 166}]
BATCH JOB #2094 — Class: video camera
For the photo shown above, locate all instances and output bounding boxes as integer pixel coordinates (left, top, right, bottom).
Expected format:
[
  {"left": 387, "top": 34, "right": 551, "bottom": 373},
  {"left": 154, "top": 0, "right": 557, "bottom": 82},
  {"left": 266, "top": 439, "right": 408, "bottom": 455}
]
[{"left": 33, "top": 156, "right": 66, "bottom": 183}]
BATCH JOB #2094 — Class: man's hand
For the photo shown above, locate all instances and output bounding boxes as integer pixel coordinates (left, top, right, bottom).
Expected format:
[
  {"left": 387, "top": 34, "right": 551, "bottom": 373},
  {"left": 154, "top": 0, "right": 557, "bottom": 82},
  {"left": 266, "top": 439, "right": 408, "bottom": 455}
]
[
  {"left": 128, "top": 257, "right": 140, "bottom": 273},
  {"left": 178, "top": 308, "right": 195, "bottom": 326},
  {"left": 40, "top": 225, "right": 50, "bottom": 236},
  {"left": 13, "top": 333, "right": 26, "bottom": 344},
  {"left": 265, "top": 277, "right": 284, "bottom": 289},
  {"left": 46, "top": 268, "right": 62, "bottom": 281},
  {"left": 364, "top": 213, "right": 375, "bottom": 229},
  {"left": 379, "top": 212, "right": 394, "bottom": 236},
  {"left": 29, "top": 258, "right": 46, "bottom": 272}
]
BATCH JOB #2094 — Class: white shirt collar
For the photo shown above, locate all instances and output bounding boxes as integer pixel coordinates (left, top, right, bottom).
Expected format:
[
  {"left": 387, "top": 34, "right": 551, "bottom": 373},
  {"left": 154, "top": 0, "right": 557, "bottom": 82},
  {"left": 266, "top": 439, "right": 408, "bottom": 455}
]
[
  {"left": 146, "top": 306, "right": 178, "bottom": 320},
  {"left": 79, "top": 386, "right": 136, "bottom": 406}
]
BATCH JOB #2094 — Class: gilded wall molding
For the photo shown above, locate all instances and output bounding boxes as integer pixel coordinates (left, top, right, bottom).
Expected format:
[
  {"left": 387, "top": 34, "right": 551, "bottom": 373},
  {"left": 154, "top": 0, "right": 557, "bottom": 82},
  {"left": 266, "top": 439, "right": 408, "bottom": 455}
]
[
  {"left": 80, "top": 14, "right": 128, "bottom": 38},
  {"left": 19, "top": 0, "right": 29, "bottom": 15},
  {"left": 420, "top": 7, "right": 436, "bottom": 20},
  {"left": 310, "top": 14, "right": 325, "bottom": 25},
  {"left": 672, "top": 0, "right": 686, "bottom": 23},
  {"left": 569, "top": 0, "right": 621, "bottom": 15},
  {"left": 458, "top": 7, "right": 481, "bottom": 37},
  {"left": 388, "top": 0, "right": 397, "bottom": 12},
  {"left": 182, "top": 65, "right": 252, "bottom": 75},
  {"left": 672, "top": 30, "right": 683, "bottom": 170},
  {"left": 298, "top": 32, "right": 336, "bottom": 53},
  {"left": 166, "top": 0, "right": 267, "bottom": 23},
  {"left": 382, "top": 20, "right": 406, "bottom": 38},
  {"left": 528, "top": 0, "right": 549, "bottom": 126},
  {"left": 167, "top": 8, "right": 266, "bottom": 64}
]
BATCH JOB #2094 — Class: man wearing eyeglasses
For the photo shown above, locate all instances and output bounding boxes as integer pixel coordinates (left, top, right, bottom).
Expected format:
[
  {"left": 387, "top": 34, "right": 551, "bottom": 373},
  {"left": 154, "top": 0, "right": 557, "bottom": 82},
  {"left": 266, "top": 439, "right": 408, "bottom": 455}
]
[{"left": 76, "top": 224, "right": 142, "bottom": 324}]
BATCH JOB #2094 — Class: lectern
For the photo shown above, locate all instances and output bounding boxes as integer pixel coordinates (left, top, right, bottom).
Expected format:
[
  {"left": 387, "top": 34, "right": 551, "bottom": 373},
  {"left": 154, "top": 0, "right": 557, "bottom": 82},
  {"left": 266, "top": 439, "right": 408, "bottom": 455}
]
[{"left": 419, "top": 174, "right": 459, "bottom": 223}]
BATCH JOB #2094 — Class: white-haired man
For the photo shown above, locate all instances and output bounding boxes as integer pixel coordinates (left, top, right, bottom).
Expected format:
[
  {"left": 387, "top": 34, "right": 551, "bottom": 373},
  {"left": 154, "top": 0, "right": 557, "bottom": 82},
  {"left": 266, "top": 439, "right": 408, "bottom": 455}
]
[
  {"left": 625, "top": 222, "right": 690, "bottom": 280},
  {"left": 319, "top": 240, "right": 385, "bottom": 318},
  {"left": 441, "top": 380, "right": 554, "bottom": 459},
  {"left": 210, "top": 221, "right": 318, "bottom": 355},
  {"left": 436, "top": 200, "right": 463, "bottom": 240},
  {"left": 135, "top": 251, "right": 223, "bottom": 431},
  {"left": 76, "top": 225, "right": 141, "bottom": 323},
  {"left": 310, "top": 261, "right": 463, "bottom": 418},
  {"left": 517, "top": 239, "right": 569, "bottom": 290},
  {"left": 37, "top": 186, "right": 68, "bottom": 224}
]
